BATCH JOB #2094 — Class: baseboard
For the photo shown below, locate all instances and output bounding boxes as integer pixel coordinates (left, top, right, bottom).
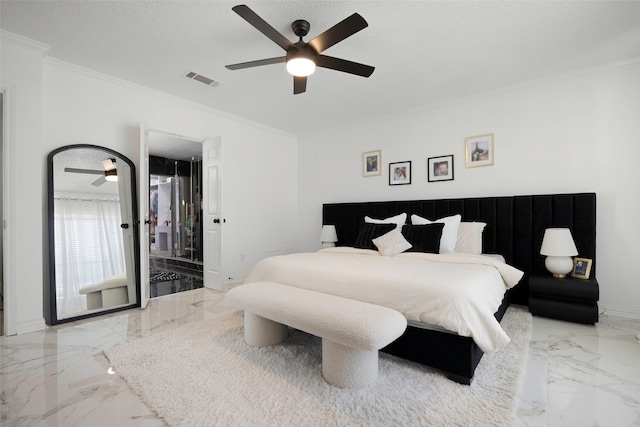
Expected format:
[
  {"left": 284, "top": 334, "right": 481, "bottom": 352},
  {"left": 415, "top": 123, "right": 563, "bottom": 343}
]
[
  {"left": 16, "top": 317, "right": 47, "bottom": 335},
  {"left": 204, "top": 282, "right": 236, "bottom": 293},
  {"left": 599, "top": 305, "right": 640, "bottom": 319}
]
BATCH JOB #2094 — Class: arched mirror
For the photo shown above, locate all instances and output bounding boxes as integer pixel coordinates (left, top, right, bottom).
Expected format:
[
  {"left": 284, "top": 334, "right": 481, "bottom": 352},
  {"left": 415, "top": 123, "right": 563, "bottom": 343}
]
[{"left": 47, "top": 145, "right": 140, "bottom": 324}]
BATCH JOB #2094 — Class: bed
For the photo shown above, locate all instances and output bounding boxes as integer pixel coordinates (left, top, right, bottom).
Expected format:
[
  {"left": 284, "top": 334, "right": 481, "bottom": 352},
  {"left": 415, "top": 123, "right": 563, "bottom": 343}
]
[{"left": 246, "top": 193, "right": 597, "bottom": 384}]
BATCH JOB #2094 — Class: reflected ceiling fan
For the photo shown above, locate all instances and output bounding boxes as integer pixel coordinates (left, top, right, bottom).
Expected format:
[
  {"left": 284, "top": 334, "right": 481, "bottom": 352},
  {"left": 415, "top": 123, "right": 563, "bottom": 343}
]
[
  {"left": 64, "top": 158, "right": 117, "bottom": 186},
  {"left": 225, "top": 4, "right": 375, "bottom": 94}
]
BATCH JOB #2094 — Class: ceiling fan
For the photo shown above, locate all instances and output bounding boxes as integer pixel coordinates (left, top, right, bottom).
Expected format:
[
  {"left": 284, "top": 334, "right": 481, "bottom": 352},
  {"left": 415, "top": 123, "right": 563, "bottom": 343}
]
[
  {"left": 64, "top": 158, "right": 117, "bottom": 186},
  {"left": 225, "top": 4, "right": 375, "bottom": 94}
]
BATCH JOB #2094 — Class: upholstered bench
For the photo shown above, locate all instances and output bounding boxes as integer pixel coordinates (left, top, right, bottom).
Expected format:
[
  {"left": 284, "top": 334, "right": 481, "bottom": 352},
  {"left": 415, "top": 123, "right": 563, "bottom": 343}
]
[
  {"left": 79, "top": 272, "right": 129, "bottom": 310},
  {"left": 226, "top": 282, "right": 407, "bottom": 388}
]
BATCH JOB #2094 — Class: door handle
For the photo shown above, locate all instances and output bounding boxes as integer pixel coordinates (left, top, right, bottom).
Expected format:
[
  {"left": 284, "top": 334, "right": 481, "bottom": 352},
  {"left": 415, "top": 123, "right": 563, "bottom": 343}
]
[
  {"left": 213, "top": 218, "right": 220, "bottom": 224},
  {"left": 144, "top": 219, "right": 152, "bottom": 225},
  {"left": 121, "top": 223, "right": 129, "bottom": 229}
]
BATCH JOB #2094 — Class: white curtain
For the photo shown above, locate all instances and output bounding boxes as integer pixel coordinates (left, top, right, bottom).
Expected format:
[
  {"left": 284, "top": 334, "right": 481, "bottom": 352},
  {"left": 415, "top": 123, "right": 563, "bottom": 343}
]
[{"left": 54, "top": 196, "right": 125, "bottom": 318}]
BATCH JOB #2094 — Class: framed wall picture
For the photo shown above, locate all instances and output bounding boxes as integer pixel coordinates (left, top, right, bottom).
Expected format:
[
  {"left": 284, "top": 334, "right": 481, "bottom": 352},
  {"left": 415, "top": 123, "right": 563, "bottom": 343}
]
[
  {"left": 428, "top": 154, "right": 454, "bottom": 182},
  {"left": 571, "top": 257, "right": 593, "bottom": 279},
  {"left": 362, "top": 150, "right": 381, "bottom": 177},
  {"left": 389, "top": 161, "right": 411, "bottom": 185},
  {"left": 465, "top": 133, "right": 494, "bottom": 168}
]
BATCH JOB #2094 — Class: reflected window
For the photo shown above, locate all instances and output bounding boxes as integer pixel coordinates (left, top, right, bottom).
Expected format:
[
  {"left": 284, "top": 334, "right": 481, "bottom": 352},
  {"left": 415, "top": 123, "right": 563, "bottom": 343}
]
[{"left": 53, "top": 196, "right": 125, "bottom": 317}]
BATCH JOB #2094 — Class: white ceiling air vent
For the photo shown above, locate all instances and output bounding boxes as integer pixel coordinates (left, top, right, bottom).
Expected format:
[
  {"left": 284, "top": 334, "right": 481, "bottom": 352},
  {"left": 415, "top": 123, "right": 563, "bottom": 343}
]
[{"left": 185, "top": 71, "right": 220, "bottom": 87}]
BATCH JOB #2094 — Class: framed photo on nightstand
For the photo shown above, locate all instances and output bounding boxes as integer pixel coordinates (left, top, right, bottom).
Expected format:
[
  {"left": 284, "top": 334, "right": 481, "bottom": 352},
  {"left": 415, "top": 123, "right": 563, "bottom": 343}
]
[{"left": 571, "top": 257, "right": 592, "bottom": 279}]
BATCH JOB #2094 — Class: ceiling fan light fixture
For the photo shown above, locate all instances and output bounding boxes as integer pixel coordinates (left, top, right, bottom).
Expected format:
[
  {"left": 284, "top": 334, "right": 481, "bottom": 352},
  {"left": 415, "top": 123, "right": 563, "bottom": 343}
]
[
  {"left": 286, "top": 57, "right": 315, "bottom": 77},
  {"left": 227, "top": 6, "right": 374, "bottom": 93},
  {"left": 105, "top": 170, "right": 118, "bottom": 182}
]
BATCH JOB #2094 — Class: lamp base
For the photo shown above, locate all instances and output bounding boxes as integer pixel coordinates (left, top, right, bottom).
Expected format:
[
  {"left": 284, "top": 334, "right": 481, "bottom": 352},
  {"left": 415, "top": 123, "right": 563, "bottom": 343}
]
[
  {"left": 545, "top": 256, "right": 573, "bottom": 278},
  {"left": 552, "top": 273, "right": 567, "bottom": 279}
]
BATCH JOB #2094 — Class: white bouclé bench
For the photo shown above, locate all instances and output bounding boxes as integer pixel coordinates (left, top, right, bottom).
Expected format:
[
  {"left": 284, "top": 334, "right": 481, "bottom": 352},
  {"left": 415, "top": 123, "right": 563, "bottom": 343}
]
[
  {"left": 79, "top": 272, "right": 129, "bottom": 310},
  {"left": 226, "top": 282, "right": 407, "bottom": 388}
]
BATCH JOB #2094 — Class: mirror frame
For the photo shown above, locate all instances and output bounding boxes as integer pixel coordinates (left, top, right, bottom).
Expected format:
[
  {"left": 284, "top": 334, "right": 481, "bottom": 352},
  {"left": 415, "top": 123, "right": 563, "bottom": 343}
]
[{"left": 46, "top": 144, "right": 141, "bottom": 325}]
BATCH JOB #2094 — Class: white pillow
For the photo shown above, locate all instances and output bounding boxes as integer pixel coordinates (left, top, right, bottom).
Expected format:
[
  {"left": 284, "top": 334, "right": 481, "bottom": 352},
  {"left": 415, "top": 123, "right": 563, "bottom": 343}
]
[
  {"left": 365, "top": 212, "right": 407, "bottom": 229},
  {"left": 372, "top": 228, "right": 412, "bottom": 256},
  {"left": 410, "top": 214, "right": 462, "bottom": 253},
  {"left": 455, "top": 222, "right": 487, "bottom": 255}
]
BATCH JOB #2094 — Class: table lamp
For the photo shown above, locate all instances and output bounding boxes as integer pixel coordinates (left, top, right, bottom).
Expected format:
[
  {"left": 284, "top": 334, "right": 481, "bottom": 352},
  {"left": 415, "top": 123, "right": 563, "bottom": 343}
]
[
  {"left": 320, "top": 225, "right": 338, "bottom": 248},
  {"left": 540, "top": 228, "right": 578, "bottom": 278}
]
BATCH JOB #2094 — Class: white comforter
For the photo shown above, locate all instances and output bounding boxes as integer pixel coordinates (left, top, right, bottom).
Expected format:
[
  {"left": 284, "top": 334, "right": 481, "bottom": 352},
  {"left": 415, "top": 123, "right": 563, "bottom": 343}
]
[{"left": 243, "top": 247, "right": 524, "bottom": 353}]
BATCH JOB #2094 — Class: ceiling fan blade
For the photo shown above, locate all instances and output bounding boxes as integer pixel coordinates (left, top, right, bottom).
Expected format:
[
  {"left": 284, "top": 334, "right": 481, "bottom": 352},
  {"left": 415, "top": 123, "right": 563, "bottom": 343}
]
[
  {"left": 226, "top": 56, "right": 286, "bottom": 71},
  {"left": 307, "top": 13, "right": 368, "bottom": 54},
  {"left": 231, "top": 5, "right": 293, "bottom": 51},
  {"left": 315, "top": 55, "right": 375, "bottom": 77},
  {"left": 64, "top": 167, "right": 104, "bottom": 175},
  {"left": 293, "top": 76, "right": 307, "bottom": 94},
  {"left": 91, "top": 176, "right": 107, "bottom": 187},
  {"left": 102, "top": 158, "right": 116, "bottom": 171}
]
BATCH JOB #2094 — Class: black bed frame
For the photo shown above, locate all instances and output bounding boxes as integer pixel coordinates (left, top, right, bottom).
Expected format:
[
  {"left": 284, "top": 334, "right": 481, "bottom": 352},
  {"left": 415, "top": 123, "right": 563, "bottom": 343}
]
[{"left": 322, "top": 192, "right": 596, "bottom": 384}]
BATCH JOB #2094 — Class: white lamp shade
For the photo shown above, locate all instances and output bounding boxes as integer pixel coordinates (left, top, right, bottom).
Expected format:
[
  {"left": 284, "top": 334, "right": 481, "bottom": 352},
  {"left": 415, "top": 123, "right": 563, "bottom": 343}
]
[
  {"left": 540, "top": 228, "right": 578, "bottom": 256},
  {"left": 320, "top": 225, "right": 338, "bottom": 246},
  {"left": 540, "top": 228, "right": 578, "bottom": 277}
]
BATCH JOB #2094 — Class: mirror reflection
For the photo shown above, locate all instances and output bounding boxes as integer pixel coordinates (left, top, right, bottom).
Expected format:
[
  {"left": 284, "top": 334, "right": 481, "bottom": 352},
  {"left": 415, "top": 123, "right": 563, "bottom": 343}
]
[{"left": 48, "top": 145, "right": 139, "bottom": 324}]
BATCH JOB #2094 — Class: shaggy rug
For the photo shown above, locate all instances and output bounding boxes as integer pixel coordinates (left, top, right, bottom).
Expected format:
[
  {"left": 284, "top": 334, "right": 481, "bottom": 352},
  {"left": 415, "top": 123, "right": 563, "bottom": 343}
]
[
  {"left": 104, "top": 306, "right": 531, "bottom": 427},
  {"left": 149, "top": 268, "right": 182, "bottom": 284}
]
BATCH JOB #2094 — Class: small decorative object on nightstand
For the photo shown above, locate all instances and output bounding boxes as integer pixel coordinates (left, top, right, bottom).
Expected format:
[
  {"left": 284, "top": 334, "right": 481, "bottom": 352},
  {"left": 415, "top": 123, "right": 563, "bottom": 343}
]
[
  {"left": 320, "top": 225, "right": 338, "bottom": 248},
  {"left": 571, "top": 257, "right": 592, "bottom": 279},
  {"left": 529, "top": 275, "right": 599, "bottom": 324},
  {"left": 540, "top": 228, "right": 578, "bottom": 278}
]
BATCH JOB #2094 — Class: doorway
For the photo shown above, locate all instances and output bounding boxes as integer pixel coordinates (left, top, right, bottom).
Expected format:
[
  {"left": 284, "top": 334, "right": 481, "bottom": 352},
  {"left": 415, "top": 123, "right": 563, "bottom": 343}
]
[{"left": 147, "top": 131, "right": 204, "bottom": 298}]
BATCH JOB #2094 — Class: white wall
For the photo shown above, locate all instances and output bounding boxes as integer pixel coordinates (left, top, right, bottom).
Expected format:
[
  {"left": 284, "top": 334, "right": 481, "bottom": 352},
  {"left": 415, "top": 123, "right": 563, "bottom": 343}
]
[
  {"left": 297, "top": 60, "right": 640, "bottom": 318},
  {"left": 2, "top": 30, "right": 298, "bottom": 333},
  {"left": 1, "top": 32, "right": 49, "bottom": 334}
]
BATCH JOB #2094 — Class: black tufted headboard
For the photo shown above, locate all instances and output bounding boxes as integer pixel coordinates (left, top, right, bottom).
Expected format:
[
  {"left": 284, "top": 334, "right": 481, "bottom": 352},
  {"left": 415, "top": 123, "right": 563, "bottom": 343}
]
[{"left": 322, "top": 193, "right": 596, "bottom": 305}]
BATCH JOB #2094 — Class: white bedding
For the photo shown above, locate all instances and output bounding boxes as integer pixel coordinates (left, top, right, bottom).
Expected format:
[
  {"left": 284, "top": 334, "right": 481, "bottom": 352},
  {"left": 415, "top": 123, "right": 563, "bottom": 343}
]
[{"left": 243, "top": 247, "right": 524, "bottom": 353}]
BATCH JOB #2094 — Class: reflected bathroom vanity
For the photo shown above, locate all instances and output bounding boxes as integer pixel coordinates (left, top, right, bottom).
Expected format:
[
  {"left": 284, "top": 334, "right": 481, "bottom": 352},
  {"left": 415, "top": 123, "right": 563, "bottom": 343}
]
[{"left": 46, "top": 145, "right": 140, "bottom": 325}]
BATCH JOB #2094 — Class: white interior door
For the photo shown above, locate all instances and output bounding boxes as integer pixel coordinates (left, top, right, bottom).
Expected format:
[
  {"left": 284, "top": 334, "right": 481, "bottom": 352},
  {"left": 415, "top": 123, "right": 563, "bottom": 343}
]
[
  {"left": 138, "top": 124, "right": 150, "bottom": 308},
  {"left": 117, "top": 161, "right": 137, "bottom": 305},
  {"left": 203, "top": 137, "right": 223, "bottom": 290}
]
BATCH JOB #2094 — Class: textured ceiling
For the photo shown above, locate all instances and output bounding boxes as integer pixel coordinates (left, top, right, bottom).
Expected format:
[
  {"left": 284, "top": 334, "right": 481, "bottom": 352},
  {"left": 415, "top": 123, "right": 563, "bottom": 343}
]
[
  {"left": 52, "top": 147, "right": 123, "bottom": 196},
  {"left": 2, "top": 1, "right": 640, "bottom": 135}
]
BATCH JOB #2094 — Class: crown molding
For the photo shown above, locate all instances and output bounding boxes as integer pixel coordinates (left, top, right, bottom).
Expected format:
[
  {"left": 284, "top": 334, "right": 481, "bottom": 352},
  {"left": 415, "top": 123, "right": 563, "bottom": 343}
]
[
  {"left": 308, "top": 56, "right": 640, "bottom": 138},
  {"left": 1, "top": 29, "right": 50, "bottom": 53},
  {"left": 43, "top": 57, "right": 296, "bottom": 138}
]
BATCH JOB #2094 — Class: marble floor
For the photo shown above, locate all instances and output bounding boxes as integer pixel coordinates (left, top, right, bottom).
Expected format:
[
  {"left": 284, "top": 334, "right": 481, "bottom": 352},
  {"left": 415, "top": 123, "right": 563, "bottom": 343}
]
[
  {"left": 149, "top": 256, "right": 204, "bottom": 298},
  {"left": 1, "top": 288, "right": 639, "bottom": 427}
]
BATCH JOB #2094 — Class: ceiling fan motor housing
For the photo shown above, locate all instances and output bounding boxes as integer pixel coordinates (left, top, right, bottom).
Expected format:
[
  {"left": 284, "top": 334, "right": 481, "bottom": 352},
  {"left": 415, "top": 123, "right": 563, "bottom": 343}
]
[
  {"left": 292, "top": 19, "right": 310, "bottom": 39},
  {"left": 287, "top": 41, "right": 317, "bottom": 61}
]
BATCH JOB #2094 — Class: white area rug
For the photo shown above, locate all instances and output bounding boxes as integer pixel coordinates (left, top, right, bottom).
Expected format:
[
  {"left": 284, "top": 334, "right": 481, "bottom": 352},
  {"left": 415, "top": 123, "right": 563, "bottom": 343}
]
[{"left": 104, "top": 306, "right": 531, "bottom": 427}]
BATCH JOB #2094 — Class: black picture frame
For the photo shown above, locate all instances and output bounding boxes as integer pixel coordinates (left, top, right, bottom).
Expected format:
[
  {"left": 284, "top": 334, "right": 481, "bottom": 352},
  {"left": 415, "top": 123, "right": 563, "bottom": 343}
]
[
  {"left": 428, "top": 155, "right": 454, "bottom": 182},
  {"left": 389, "top": 161, "right": 411, "bottom": 185}
]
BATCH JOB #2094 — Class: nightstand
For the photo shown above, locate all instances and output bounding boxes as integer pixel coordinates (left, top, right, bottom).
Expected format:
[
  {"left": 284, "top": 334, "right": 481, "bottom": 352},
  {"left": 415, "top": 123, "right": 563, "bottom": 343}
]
[{"left": 529, "top": 275, "right": 599, "bottom": 324}]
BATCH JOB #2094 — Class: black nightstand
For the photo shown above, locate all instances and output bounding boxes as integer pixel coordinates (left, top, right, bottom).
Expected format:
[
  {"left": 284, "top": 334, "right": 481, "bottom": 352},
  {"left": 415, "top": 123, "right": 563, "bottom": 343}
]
[{"left": 529, "top": 275, "right": 599, "bottom": 324}]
